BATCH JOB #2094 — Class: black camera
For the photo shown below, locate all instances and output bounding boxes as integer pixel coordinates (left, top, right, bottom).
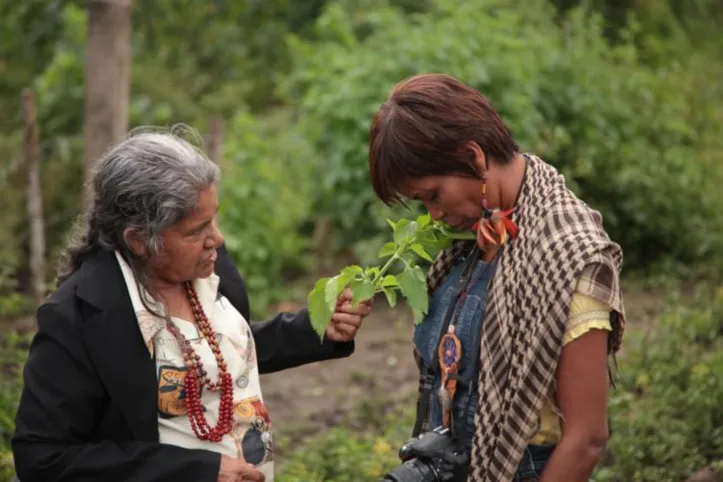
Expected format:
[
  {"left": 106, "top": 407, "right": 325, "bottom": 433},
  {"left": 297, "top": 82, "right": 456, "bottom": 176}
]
[{"left": 380, "top": 426, "right": 469, "bottom": 482}]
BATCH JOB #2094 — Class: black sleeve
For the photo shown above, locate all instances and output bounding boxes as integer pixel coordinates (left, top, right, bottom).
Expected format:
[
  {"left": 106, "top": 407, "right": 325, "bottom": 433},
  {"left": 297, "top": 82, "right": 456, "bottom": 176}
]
[
  {"left": 214, "top": 244, "right": 355, "bottom": 374},
  {"left": 251, "top": 307, "right": 355, "bottom": 375},
  {"left": 11, "top": 304, "right": 222, "bottom": 482}
]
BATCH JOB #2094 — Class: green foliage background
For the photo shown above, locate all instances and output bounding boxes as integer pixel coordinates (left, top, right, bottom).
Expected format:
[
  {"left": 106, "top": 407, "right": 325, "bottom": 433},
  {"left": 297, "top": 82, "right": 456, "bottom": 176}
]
[{"left": 1, "top": 0, "right": 723, "bottom": 480}]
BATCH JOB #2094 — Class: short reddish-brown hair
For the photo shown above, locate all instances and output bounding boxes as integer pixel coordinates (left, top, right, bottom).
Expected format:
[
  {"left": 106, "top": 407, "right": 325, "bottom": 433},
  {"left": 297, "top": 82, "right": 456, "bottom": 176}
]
[{"left": 369, "top": 73, "right": 518, "bottom": 205}]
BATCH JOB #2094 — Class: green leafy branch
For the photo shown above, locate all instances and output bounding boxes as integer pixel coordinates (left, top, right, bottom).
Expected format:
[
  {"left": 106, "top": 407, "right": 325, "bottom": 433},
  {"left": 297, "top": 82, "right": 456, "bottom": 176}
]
[{"left": 308, "top": 214, "right": 475, "bottom": 340}]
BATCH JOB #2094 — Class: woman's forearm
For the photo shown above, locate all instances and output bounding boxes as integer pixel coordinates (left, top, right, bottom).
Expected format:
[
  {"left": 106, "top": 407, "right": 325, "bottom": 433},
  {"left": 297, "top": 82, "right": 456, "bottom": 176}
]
[
  {"left": 539, "top": 434, "right": 607, "bottom": 482},
  {"left": 251, "top": 308, "right": 354, "bottom": 374},
  {"left": 542, "top": 328, "right": 611, "bottom": 482}
]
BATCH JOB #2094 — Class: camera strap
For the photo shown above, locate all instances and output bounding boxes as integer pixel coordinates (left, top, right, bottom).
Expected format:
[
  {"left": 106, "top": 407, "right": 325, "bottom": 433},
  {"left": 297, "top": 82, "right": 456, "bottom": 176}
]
[
  {"left": 412, "top": 244, "right": 480, "bottom": 437},
  {"left": 412, "top": 243, "right": 501, "bottom": 460},
  {"left": 453, "top": 293, "right": 488, "bottom": 454},
  {"left": 441, "top": 249, "right": 498, "bottom": 455}
]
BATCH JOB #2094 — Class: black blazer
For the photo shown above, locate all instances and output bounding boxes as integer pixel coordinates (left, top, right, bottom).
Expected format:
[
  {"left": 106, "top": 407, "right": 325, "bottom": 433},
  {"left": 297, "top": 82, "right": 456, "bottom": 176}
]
[{"left": 12, "top": 246, "right": 353, "bottom": 482}]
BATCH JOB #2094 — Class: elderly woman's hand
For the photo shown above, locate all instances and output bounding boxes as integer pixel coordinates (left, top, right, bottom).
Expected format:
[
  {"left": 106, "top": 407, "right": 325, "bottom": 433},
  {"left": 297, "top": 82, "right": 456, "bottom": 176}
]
[
  {"left": 325, "top": 288, "right": 372, "bottom": 342},
  {"left": 217, "top": 455, "right": 265, "bottom": 481}
]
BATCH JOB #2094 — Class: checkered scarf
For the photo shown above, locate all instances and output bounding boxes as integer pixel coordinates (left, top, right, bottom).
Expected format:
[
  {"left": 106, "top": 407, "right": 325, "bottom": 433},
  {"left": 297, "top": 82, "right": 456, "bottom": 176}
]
[{"left": 424, "top": 154, "right": 626, "bottom": 481}]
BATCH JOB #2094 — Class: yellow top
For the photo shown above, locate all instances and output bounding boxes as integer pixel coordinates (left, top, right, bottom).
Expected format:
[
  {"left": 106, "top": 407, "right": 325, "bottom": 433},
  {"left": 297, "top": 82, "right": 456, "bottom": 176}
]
[{"left": 529, "top": 289, "right": 612, "bottom": 445}]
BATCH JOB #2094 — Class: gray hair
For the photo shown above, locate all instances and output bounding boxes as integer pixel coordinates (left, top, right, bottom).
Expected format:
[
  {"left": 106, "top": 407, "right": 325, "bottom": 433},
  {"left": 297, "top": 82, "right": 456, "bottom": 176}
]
[{"left": 58, "top": 126, "right": 220, "bottom": 288}]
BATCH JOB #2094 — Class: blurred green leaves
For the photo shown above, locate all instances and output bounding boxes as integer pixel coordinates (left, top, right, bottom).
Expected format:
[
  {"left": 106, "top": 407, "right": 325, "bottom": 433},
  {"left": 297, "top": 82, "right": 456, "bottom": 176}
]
[
  {"left": 283, "top": 0, "right": 723, "bottom": 269},
  {"left": 2, "top": 0, "right": 723, "bottom": 316},
  {"left": 217, "top": 109, "right": 317, "bottom": 316}
]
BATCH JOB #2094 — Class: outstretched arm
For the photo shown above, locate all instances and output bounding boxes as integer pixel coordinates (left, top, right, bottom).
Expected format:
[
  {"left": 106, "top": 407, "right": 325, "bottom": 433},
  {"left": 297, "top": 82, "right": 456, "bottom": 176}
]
[{"left": 252, "top": 289, "right": 371, "bottom": 374}]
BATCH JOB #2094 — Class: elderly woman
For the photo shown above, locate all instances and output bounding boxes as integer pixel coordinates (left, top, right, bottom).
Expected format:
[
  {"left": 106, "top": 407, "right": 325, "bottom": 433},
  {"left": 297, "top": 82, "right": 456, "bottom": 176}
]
[
  {"left": 369, "top": 74, "right": 625, "bottom": 482},
  {"left": 12, "top": 131, "right": 371, "bottom": 482}
]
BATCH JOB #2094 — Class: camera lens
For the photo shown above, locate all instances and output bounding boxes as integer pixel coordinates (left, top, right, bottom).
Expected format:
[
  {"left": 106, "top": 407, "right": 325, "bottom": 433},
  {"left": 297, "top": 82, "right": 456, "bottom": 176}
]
[{"left": 381, "top": 459, "right": 438, "bottom": 482}]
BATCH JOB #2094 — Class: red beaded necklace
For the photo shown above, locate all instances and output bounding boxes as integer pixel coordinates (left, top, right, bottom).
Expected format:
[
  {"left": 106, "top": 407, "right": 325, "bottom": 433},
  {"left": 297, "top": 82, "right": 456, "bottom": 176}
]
[{"left": 164, "top": 281, "right": 234, "bottom": 442}]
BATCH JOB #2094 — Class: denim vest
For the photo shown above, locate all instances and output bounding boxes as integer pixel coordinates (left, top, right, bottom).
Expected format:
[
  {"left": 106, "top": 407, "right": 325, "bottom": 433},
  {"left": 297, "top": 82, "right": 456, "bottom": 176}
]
[
  {"left": 413, "top": 257, "right": 555, "bottom": 481},
  {"left": 413, "top": 257, "right": 495, "bottom": 450}
]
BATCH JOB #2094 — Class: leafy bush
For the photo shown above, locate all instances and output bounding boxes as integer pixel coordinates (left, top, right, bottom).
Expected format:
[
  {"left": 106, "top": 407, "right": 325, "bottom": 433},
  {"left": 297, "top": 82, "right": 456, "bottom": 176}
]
[
  {"left": 278, "top": 428, "right": 402, "bottom": 481},
  {"left": 282, "top": 0, "right": 723, "bottom": 268},
  {"left": 0, "top": 130, "right": 84, "bottom": 306},
  {"left": 277, "top": 405, "right": 415, "bottom": 481},
  {"left": 218, "top": 109, "right": 319, "bottom": 316},
  {"left": 0, "top": 134, "right": 27, "bottom": 285},
  {"left": 593, "top": 288, "right": 723, "bottom": 481},
  {"left": 0, "top": 331, "right": 32, "bottom": 481}
]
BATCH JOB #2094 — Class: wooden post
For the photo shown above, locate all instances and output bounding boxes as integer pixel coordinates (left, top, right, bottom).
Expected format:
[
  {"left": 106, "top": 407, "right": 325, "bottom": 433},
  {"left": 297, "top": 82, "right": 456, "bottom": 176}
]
[
  {"left": 206, "top": 117, "right": 224, "bottom": 166},
  {"left": 312, "top": 216, "right": 333, "bottom": 276},
  {"left": 83, "top": 0, "right": 132, "bottom": 198},
  {"left": 22, "top": 89, "right": 46, "bottom": 307}
]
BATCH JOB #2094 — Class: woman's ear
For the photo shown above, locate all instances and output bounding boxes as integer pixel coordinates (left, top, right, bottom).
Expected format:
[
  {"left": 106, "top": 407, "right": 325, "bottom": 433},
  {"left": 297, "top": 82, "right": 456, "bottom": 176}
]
[
  {"left": 465, "top": 141, "right": 487, "bottom": 174},
  {"left": 123, "top": 227, "right": 147, "bottom": 257}
]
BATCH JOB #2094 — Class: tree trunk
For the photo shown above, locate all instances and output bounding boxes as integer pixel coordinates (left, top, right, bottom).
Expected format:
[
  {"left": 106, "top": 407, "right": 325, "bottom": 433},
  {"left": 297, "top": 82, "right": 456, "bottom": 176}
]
[
  {"left": 83, "top": 0, "right": 132, "bottom": 197},
  {"left": 22, "top": 89, "right": 46, "bottom": 308},
  {"left": 206, "top": 116, "right": 225, "bottom": 167}
]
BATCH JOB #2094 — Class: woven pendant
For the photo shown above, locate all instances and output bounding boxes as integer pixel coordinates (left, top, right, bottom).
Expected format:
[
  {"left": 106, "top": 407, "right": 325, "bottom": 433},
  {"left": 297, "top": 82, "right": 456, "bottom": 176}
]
[{"left": 438, "top": 325, "right": 462, "bottom": 428}]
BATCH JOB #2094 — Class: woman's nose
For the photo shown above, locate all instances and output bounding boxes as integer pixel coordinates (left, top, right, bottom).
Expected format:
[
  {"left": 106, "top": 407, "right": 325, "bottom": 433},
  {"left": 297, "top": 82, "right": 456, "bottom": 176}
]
[{"left": 207, "top": 219, "right": 225, "bottom": 248}]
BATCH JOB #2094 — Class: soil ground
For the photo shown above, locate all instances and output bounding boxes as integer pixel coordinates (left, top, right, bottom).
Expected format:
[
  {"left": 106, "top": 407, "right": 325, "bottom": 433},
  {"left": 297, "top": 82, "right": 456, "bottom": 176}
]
[{"left": 259, "top": 303, "right": 419, "bottom": 442}]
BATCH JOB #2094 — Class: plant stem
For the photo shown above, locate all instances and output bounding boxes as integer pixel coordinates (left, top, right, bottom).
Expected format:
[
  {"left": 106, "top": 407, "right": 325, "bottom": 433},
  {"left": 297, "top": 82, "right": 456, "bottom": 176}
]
[
  {"left": 371, "top": 253, "right": 399, "bottom": 286},
  {"left": 442, "top": 231, "right": 476, "bottom": 240}
]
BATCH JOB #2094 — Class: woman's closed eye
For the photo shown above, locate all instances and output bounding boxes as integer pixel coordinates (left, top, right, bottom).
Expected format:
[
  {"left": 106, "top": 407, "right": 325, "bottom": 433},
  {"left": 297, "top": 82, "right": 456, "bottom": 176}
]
[{"left": 187, "top": 221, "right": 211, "bottom": 237}]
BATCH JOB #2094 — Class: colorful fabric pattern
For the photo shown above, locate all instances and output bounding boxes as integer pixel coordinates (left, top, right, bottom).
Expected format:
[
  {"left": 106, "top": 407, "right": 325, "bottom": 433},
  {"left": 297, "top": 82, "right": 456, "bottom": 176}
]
[{"left": 115, "top": 252, "right": 275, "bottom": 480}]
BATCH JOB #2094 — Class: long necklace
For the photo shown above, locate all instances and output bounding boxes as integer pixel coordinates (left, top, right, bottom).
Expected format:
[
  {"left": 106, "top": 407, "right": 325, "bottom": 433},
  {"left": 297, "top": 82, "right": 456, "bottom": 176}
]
[{"left": 164, "top": 282, "right": 234, "bottom": 442}]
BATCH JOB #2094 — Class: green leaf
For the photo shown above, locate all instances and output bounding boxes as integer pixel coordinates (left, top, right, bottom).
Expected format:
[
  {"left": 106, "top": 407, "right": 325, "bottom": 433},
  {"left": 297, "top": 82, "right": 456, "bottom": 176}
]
[
  {"left": 378, "top": 242, "right": 397, "bottom": 259},
  {"left": 308, "top": 277, "right": 333, "bottom": 341},
  {"left": 325, "top": 274, "right": 351, "bottom": 306},
  {"left": 341, "top": 265, "right": 364, "bottom": 277},
  {"left": 417, "top": 213, "right": 432, "bottom": 228},
  {"left": 386, "top": 218, "right": 397, "bottom": 231},
  {"left": 411, "top": 307, "right": 425, "bottom": 325},
  {"left": 411, "top": 243, "right": 433, "bottom": 262},
  {"left": 349, "top": 278, "right": 376, "bottom": 306},
  {"left": 417, "top": 231, "right": 442, "bottom": 254},
  {"left": 324, "top": 275, "right": 339, "bottom": 305},
  {"left": 400, "top": 252, "right": 419, "bottom": 268},
  {"left": 398, "top": 268, "right": 429, "bottom": 315},
  {"left": 394, "top": 219, "right": 418, "bottom": 245},
  {"left": 382, "top": 286, "right": 397, "bottom": 307},
  {"left": 393, "top": 218, "right": 408, "bottom": 243},
  {"left": 413, "top": 265, "right": 427, "bottom": 283},
  {"left": 381, "top": 275, "right": 398, "bottom": 287}
]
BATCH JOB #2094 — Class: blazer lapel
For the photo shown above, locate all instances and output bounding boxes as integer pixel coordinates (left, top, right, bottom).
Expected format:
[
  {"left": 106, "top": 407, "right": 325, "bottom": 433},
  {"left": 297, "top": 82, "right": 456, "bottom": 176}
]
[
  {"left": 72, "top": 245, "right": 246, "bottom": 443},
  {"left": 75, "top": 251, "right": 159, "bottom": 442}
]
